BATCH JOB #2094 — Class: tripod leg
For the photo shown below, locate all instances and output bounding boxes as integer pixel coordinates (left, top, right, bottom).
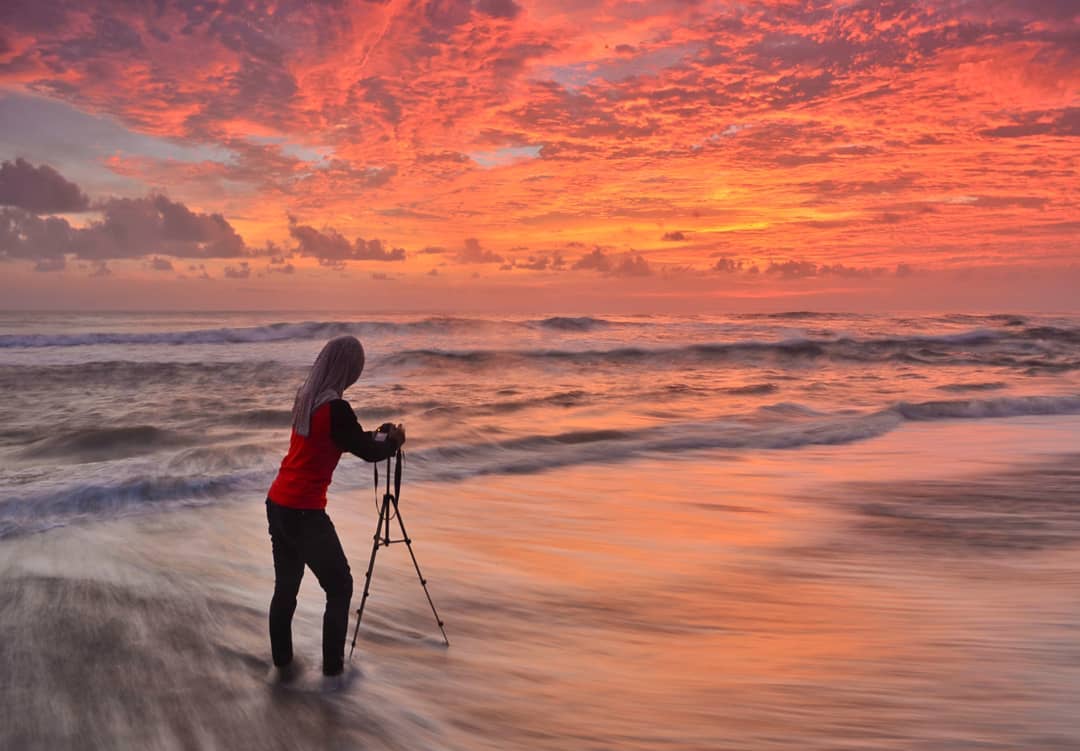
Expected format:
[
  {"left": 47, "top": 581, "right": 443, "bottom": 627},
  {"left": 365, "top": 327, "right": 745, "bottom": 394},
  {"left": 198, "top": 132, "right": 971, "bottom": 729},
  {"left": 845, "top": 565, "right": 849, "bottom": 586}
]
[
  {"left": 383, "top": 494, "right": 393, "bottom": 544},
  {"left": 392, "top": 500, "right": 450, "bottom": 646},
  {"left": 349, "top": 495, "right": 388, "bottom": 660}
]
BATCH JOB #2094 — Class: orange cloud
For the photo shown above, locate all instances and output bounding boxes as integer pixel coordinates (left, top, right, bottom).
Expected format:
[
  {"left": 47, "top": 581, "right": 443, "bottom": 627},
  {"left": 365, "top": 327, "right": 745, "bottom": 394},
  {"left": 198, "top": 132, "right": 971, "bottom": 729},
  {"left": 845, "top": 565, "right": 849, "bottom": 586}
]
[{"left": 0, "top": 0, "right": 1076, "bottom": 308}]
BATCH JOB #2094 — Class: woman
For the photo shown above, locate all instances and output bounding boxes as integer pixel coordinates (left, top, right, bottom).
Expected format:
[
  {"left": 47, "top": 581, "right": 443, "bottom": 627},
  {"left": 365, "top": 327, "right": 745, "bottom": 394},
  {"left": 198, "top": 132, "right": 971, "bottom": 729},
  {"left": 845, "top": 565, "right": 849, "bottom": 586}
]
[{"left": 265, "top": 335, "right": 405, "bottom": 686}]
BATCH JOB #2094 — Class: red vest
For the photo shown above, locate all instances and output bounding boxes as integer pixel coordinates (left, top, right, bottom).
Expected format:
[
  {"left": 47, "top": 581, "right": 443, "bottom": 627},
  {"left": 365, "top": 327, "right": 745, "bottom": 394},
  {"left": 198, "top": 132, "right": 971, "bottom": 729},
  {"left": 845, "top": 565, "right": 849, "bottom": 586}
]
[{"left": 267, "top": 403, "right": 342, "bottom": 509}]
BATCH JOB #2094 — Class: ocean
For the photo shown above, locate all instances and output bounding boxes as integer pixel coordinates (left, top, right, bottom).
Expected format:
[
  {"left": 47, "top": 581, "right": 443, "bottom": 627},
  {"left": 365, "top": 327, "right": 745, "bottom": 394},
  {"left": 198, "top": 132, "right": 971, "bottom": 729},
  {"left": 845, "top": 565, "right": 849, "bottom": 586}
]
[{"left": 2, "top": 311, "right": 1079, "bottom": 749}]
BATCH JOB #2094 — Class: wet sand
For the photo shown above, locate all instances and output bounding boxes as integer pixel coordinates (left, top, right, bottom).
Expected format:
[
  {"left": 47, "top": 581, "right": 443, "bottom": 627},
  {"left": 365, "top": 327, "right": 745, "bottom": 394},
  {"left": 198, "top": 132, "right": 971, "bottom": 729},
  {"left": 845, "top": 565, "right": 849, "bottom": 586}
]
[{"left": 3, "top": 417, "right": 1080, "bottom": 750}]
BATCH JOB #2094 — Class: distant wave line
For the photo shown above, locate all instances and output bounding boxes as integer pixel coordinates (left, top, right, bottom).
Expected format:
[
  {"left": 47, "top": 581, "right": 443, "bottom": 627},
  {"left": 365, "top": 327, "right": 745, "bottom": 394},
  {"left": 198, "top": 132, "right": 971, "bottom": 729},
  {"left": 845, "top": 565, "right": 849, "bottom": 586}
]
[
  {"left": 382, "top": 328, "right": 1080, "bottom": 370},
  {"left": 0, "top": 316, "right": 625, "bottom": 348}
]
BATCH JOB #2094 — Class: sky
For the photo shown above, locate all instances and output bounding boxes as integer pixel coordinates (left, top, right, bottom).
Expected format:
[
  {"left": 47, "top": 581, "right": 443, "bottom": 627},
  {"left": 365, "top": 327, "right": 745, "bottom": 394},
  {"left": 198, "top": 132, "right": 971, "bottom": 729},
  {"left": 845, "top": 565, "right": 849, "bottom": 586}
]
[{"left": 0, "top": 0, "right": 1077, "bottom": 312}]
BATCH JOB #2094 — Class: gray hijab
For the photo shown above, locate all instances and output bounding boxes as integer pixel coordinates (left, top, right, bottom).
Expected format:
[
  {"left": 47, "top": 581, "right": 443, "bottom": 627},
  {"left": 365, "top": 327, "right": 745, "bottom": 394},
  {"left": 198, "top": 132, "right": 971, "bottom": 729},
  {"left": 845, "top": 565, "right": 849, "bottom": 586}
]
[{"left": 291, "top": 335, "right": 365, "bottom": 436}]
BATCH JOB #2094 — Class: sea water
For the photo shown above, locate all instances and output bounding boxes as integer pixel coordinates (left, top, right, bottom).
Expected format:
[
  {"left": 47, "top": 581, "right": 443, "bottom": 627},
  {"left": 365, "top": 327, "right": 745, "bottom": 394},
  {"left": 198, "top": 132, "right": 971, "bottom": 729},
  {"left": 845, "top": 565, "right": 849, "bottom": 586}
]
[{"left": 1, "top": 311, "right": 1079, "bottom": 749}]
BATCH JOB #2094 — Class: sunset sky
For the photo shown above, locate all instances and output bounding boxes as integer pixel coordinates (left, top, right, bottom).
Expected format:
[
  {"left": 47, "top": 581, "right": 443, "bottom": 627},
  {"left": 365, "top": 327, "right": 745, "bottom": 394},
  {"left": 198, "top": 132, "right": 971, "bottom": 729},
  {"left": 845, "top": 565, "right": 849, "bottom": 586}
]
[{"left": 0, "top": 0, "right": 1077, "bottom": 311}]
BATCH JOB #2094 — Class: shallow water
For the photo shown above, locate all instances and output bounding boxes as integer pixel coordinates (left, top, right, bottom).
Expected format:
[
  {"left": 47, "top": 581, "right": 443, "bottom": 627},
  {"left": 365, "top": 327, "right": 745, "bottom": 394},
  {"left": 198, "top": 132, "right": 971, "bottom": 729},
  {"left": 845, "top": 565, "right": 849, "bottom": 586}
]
[
  {"left": 2, "top": 312, "right": 1080, "bottom": 749},
  {"left": 2, "top": 311, "right": 1079, "bottom": 538}
]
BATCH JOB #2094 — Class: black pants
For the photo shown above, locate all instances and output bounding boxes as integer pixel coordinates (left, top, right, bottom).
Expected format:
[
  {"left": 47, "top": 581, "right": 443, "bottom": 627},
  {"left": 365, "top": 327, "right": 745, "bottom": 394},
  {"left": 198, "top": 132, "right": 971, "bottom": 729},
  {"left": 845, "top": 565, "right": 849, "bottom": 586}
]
[{"left": 266, "top": 498, "right": 353, "bottom": 676}]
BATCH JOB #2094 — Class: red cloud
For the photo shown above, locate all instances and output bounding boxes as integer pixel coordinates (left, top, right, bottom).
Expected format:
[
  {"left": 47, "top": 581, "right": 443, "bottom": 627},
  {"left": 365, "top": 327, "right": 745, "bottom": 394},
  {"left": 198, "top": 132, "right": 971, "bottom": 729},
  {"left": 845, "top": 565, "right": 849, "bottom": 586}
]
[{"left": 0, "top": 0, "right": 1075, "bottom": 295}]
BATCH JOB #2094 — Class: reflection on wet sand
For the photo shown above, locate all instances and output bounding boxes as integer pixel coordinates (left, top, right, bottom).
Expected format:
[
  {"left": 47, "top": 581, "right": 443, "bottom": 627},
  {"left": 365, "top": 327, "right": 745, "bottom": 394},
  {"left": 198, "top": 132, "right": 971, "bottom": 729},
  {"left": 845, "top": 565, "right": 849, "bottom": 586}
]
[{"left": 3, "top": 417, "right": 1080, "bottom": 749}]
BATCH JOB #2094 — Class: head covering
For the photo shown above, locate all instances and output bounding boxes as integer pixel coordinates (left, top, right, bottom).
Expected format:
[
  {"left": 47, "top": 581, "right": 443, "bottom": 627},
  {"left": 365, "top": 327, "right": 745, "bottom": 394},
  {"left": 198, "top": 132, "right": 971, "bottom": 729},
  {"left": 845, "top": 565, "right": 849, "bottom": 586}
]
[{"left": 291, "top": 335, "right": 365, "bottom": 436}]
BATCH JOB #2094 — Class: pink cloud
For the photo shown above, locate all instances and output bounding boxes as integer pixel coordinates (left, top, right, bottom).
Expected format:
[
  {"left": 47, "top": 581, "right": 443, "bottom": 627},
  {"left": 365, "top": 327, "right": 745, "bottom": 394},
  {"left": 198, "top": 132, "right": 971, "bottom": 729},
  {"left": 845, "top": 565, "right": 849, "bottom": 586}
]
[{"left": 0, "top": 0, "right": 1075, "bottom": 306}]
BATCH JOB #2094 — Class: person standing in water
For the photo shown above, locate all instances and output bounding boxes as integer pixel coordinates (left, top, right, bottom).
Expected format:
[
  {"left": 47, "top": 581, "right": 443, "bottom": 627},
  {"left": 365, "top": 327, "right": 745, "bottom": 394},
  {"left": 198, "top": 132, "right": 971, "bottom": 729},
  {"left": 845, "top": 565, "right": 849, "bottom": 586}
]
[{"left": 265, "top": 335, "right": 405, "bottom": 687}]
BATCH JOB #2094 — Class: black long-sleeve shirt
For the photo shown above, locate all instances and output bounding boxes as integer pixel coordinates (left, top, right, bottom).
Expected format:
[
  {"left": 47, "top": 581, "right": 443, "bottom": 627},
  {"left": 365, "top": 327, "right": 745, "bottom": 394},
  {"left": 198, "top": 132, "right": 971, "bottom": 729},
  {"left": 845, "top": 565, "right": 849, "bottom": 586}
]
[{"left": 328, "top": 399, "right": 401, "bottom": 462}]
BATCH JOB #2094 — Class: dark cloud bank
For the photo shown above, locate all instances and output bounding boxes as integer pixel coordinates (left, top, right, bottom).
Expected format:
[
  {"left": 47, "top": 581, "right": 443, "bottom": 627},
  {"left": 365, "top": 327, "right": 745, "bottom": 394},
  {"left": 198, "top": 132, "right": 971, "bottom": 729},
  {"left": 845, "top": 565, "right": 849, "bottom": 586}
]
[
  {"left": 0, "top": 158, "right": 407, "bottom": 272},
  {"left": 0, "top": 158, "right": 90, "bottom": 213}
]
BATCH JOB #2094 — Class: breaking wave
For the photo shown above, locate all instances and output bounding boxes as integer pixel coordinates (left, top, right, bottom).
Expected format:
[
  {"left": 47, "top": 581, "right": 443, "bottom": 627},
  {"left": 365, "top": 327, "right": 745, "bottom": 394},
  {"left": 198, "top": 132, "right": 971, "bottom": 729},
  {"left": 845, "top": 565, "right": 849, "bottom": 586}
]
[
  {"left": 414, "top": 393, "right": 1080, "bottom": 481},
  {"left": 19, "top": 426, "right": 193, "bottom": 462},
  {"left": 0, "top": 472, "right": 256, "bottom": 539},
  {"left": 381, "top": 326, "right": 1080, "bottom": 371},
  {"left": 0, "top": 316, "right": 630, "bottom": 349},
  {"left": 896, "top": 395, "right": 1080, "bottom": 421},
  {"left": 4, "top": 392, "right": 1080, "bottom": 538},
  {"left": 0, "top": 318, "right": 497, "bottom": 348},
  {"left": 0, "top": 360, "right": 295, "bottom": 390},
  {"left": 531, "top": 316, "right": 615, "bottom": 331},
  {"left": 412, "top": 411, "right": 905, "bottom": 481}
]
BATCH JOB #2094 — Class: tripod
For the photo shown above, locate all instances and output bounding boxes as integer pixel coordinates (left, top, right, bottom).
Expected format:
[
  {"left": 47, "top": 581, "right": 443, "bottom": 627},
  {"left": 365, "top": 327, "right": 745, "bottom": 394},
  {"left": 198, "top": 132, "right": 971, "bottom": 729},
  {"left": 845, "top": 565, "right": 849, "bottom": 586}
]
[{"left": 349, "top": 449, "right": 449, "bottom": 660}]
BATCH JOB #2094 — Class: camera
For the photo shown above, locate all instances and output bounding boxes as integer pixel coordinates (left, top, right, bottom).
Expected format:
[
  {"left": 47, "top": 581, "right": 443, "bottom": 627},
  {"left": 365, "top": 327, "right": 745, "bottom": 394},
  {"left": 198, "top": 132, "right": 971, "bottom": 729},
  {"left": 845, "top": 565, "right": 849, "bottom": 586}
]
[{"left": 374, "top": 422, "right": 402, "bottom": 443}]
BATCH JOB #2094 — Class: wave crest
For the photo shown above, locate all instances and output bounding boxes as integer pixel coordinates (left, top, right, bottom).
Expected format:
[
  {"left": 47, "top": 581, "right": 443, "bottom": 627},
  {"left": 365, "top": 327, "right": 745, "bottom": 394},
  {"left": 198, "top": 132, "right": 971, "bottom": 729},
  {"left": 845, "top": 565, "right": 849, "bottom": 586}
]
[
  {"left": 0, "top": 318, "right": 499, "bottom": 348},
  {"left": 414, "top": 393, "right": 1080, "bottom": 480},
  {"left": 381, "top": 327, "right": 1080, "bottom": 372},
  {"left": 896, "top": 395, "right": 1080, "bottom": 421},
  {"left": 531, "top": 316, "right": 614, "bottom": 331},
  {"left": 0, "top": 473, "right": 251, "bottom": 539},
  {"left": 19, "top": 426, "right": 192, "bottom": 462}
]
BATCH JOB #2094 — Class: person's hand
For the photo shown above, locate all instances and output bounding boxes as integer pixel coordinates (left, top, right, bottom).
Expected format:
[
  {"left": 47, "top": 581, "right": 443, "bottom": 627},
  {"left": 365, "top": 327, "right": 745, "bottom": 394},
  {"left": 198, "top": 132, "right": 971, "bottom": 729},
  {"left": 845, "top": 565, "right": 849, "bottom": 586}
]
[{"left": 389, "top": 424, "right": 406, "bottom": 447}]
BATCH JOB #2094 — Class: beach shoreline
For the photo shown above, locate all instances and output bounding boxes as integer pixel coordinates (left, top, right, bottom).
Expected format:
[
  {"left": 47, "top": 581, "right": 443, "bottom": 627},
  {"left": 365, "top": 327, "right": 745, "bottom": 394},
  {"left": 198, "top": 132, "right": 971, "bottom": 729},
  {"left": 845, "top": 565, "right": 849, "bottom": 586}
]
[{"left": 3, "top": 415, "right": 1080, "bottom": 750}]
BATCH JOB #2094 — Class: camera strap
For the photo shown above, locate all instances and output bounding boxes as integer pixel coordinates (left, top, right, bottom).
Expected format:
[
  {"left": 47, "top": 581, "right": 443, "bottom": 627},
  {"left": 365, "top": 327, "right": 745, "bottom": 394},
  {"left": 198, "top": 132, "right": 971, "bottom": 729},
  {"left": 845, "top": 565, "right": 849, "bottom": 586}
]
[
  {"left": 394, "top": 449, "right": 403, "bottom": 503},
  {"left": 372, "top": 450, "right": 404, "bottom": 521},
  {"left": 372, "top": 449, "right": 403, "bottom": 502}
]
